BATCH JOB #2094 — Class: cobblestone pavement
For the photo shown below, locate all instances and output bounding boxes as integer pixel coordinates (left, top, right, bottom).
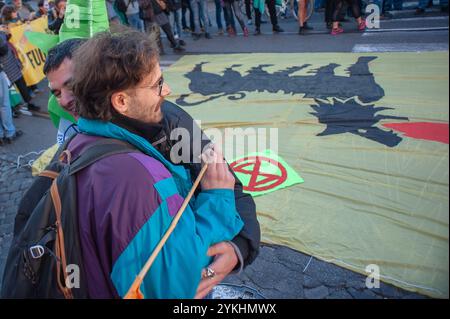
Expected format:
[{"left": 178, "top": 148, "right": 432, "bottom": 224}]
[{"left": 0, "top": 150, "right": 428, "bottom": 299}]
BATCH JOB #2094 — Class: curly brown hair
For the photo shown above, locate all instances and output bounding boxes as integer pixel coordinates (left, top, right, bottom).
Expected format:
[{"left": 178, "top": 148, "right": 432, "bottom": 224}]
[{"left": 71, "top": 30, "right": 159, "bottom": 121}]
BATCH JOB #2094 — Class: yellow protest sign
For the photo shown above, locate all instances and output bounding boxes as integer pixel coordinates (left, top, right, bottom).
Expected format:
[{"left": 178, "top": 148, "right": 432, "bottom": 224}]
[{"left": 9, "top": 17, "right": 48, "bottom": 86}]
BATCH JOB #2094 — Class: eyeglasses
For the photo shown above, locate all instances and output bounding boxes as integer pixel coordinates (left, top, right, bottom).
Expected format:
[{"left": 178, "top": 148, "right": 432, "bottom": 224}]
[{"left": 138, "top": 76, "right": 164, "bottom": 96}]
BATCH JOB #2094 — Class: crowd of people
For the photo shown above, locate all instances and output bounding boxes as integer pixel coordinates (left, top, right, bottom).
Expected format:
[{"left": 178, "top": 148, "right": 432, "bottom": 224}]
[
  {"left": 105, "top": 0, "right": 448, "bottom": 44},
  {"left": 0, "top": 0, "right": 69, "bottom": 146}
]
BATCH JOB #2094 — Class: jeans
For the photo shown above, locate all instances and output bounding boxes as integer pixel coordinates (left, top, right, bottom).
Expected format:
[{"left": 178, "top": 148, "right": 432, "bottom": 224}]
[
  {"left": 190, "top": 0, "right": 209, "bottom": 33},
  {"left": 172, "top": 8, "right": 183, "bottom": 37},
  {"left": 214, "top": 0, "right": 225, "bottom": 30},
  {"left": 127, "top": 13, "right": 144, "bottom": 31},
  {"left": 0, "top": 72, "right": 16, "bottom": 138},
  {"left": 384, "top": 0, "right": 403, "bottom": 10},
  {"left": 315, "top": 0, "right": 324, "bottom": 9},
  {"left": 418, "top": 0, "right": 448, "bottom": 9},
  {"left": 224, "top": 1, "right": 246, "bottom": 31},
  {"left": 182, "top": 0, "right": 195, "bottom": 30}
]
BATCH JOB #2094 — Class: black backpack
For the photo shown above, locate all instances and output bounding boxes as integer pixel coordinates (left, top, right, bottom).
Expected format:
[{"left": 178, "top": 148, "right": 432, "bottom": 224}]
[{"left": 1, "top": 136, "right": 138, "bottom": 299}]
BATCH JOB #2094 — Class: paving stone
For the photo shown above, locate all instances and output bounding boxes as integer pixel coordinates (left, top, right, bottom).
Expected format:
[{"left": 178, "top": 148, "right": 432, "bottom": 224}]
[
  {"left": 0, "top": 193, "right": 10, "bottom": 202},
  {"left": 346, "top": 278, "right": 367, "bottom": 290},
  {"left": 274, "top": 278, "right": 304, "bottom": 298},
  {"left": 304, "top": 285, "right": 329, "bottom": 299},
  {"left": 376, "top": 283, "right": 405, "bottom": 298},
  {"left": 347, "top": 287, "right": 381, "bottom": 299},
  {"left": 327, "top": 289, "right": 353, "bottom": 299},
  {"left": 304, "top": 275, "right": 322, "bottom": 289}
]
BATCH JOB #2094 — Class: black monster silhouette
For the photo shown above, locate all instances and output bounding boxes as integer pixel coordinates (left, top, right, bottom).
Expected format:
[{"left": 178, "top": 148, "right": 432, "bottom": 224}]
[{"left": 175, "top": 56, "right": 409, "bottom": 147}]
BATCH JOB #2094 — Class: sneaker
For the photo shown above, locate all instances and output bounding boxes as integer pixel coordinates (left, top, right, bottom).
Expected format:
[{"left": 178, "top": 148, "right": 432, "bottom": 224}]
[
  {"left": 178, "top": 39, "right": 186, "bottom": 46},
  {"left": 247, "top": 19, "right": 253, "bottom": 26},
  {"left": 414, "top": 8, "right": 425, "bottom": 15},
  {"left": 272, "top": 25, "right": 284, "bottom": 33},
  {"left": 4, "top": 130, "right": 23, "bottom": 144},
  {"left": 205, "top": 32, "right": 212, "bottom": 39},
  {"left": 243, "top": 27, "right": 249, "bottom": 37},
  {"left": 331, "top": 27, "right": 344, "bottom": 35},
  {"left": 253, "top": 28, "right": 261, "bottom": 35},
  {"left": 217, "top": 28, "right": 224, "bottom": 35},
  {"left": 27, "top": 103, "right": 41, "bottom": 112},
  {"left": 173, "top": 44, "right": 185, "bottom": 52},
  {"left": 227, "top": 26, "right": 236, "bottom": 37},
  {"left": 192, "top": 32, "right": 201, "bottom": 40},
  {"left": 358, "top": 20, "right": 366, "bottom": 31},
  {"left": 303, "top": 22, "right": 314, "bottom": 30}
]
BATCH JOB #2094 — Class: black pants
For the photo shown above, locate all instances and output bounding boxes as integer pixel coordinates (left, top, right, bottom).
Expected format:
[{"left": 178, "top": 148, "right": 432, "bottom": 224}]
[
  {"left": 245, "top": 0, "right": 252, "bottom": 19},
  {"left": 161, "top": 23, "right": 178, "bottom": 47},
  {"left": 255, "top": 0, "right": 278, "bottom": 29},
  {"left": 332, "top": 0, "right": 361, "bottom": 22},
  {"left": 325, "top": 0, "right": 335, "bottom": 23},
  {"left": 181, "top": 0, "right": 195, "bottom": 30},
  {"left": 14, "top": 76, "right": 32, "bottom": 104}
]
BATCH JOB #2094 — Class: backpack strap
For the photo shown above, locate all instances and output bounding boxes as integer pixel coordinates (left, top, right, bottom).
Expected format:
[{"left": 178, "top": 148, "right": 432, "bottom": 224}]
[{"left": 68, "top": 138, "right": 140, "bottom": 176}]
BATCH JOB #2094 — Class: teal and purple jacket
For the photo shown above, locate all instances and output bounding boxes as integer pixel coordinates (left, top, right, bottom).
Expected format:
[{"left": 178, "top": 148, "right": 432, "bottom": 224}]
[{"left": 68, "top": 119, "right": 244, "bottom": 298}]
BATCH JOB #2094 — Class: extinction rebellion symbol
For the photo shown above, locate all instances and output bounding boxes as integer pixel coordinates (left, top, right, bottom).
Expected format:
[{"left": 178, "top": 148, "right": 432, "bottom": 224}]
[{"left": 230, "top": 156, "right": 288, "bottom": 192}]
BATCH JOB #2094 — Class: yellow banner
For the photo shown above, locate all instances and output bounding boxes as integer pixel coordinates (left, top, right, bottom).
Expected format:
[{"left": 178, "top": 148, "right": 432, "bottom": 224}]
[
  {"left": 9, "top": 17, "right": 48, "bottom": 86},
  {"left": 165, "top": 52, "right": 449, "bottom": 298}
]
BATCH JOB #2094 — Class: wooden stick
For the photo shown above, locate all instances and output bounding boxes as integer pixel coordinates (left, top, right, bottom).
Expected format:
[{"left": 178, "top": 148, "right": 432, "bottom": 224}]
[{"left": 124, "top": 164, "right": 208, "bottom": 299}]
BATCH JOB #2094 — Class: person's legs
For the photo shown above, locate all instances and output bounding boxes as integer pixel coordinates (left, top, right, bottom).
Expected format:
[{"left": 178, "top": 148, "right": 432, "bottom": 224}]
[
  {"left": 160, "top": 22, "right": 184, "bottom": 50},
  {"left": 325, "top": 0, "right": 335, "bottom": 25},
  {"left": 14, "top": 76, "right": 40, "bottom": 112},
  {"left": 0, "top": 72, "right": 16, "bottom": 139},
  {"left": 393, "top": 0, "right": 403, "bottom": 10},
  {"left": 254, "top": 6, "right": 262, "bottom": 31},
  {"left": 127, "top": 13, "right": 144, "bottom": 31},
  {"left": 190, "top": 0, "right": 201, "bottom": 34},
  {"left": 224, "top": 2, "right": 236, "bottom": 34},
  {"left": 188, "top": 0, "right": 196, "bottom": 29},
  {"left": 198, "top": 0, "right": 210, "bottom": 34},
  {"left": 245, "top": 0, "right": 252, "bottom": 20},
  {"left": 232, "top": 1, "right": 247, "bottom": 32},
  {"left": 173, "top": 8, "right": 183, "bottom": 37},
  {"left": 417, "top": 0, "right": 429, "bottom": 9},
  {"left": 331, "top": 0, "right": 345, "bottom": 32},
  {"left": 266, "top": 0, "right": 281, "bottom": 29},
  {"left": 348, "top": 0, "right": 362, "bottom": 18},
  {"left": 214, "top": 0, "right": 224, "bottom": 30},
  {"left": 298, "top": 0, "right": 307, "bottom": 26},
  {"left": 182, "top": 0, "right": 188, "bottom": 29}
]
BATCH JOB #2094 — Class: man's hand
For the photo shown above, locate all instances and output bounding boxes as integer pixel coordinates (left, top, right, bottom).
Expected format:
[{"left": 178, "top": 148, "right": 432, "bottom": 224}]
[
  {"left": 194, "top": 242, "right": 238, "bottom": 299},
  {"left": 200, "top": 146, "right": 235, "bottom": 191}
]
